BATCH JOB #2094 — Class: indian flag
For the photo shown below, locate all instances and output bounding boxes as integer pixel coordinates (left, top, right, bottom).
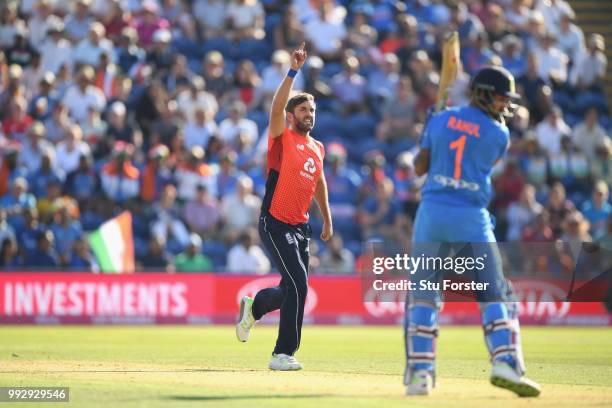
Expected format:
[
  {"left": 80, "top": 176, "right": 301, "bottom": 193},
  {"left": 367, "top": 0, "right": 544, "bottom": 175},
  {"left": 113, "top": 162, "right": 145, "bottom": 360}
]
[{"left": 89, "top": 211, "right": 135, "bottom": 273}]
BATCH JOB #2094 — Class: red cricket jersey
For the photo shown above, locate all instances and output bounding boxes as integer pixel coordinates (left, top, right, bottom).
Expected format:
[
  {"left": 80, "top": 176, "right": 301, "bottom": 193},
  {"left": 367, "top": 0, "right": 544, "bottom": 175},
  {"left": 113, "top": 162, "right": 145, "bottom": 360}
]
[{"left": 263, "top": 127, "right": 325, "bottom": 225}]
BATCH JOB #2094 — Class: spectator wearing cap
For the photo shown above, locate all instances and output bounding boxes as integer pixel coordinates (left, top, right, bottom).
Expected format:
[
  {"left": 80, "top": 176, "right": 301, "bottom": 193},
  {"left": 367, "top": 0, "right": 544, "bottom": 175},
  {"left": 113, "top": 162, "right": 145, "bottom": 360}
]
[
  {"left": 2, "top": 96, "right": 33, "bottom": 142},
  {"left": 0, "top": 177, "right": 36, "bottom": 231},
  {"left": 570, "top": 33, "right": 607, "bottom": 92},
  {"left": 100, "top": 142, "right": 140, "bottom": 203},
  {"left": 259, "top": 50, "right": 304, "bottom": 109},
  {"left": 62, "top": 66, "right": 106, "bottom": 123},
  {"left": 202, "top": 51, "right": 231, "bottom": 102},
  {"left": 183, "top": 184, "right": 220, "bottom": 238},
  {"left": 217, "top": 101, "right": 258, "bottom": 148},
  {"left": 132, "top": 1, "right": 170, "bottom": 51},
  {"left": 28, "top": 150, "right": 64, "bottom": 198},
  {"left": 146, "top": 28, "right": 174, "bottom": 73},
  {"left": 184, "top": 106, "right": 216, "bottom": 150},
  {"left": 65, "top": 154, "right": 98, "bottom": 202},
  {"left": 56, "top": 124, "right": 91, "bottom": 175},
  {"left": 0, "top": 146, "right": 27, "bottom": 197},
  {"left": 175, "top": 233, "right": 213, "bottom": 272},
  {"left": 535, "top": 106, "right": 571, "bottom": 156},
  {"left": 226, "top": 0, "right": 265, "bottom": 41},
  {"left": 226, "top": 227, "right": 270, "bottom": 274},
  {"left": 151, "top": 184, "right": 190, "bottom": 249},
  {"left": 40, "top": 17, "right": 73, "bottom": 75},
  {"left": 103, "top": 101, "right": 141, "bottom": 158},
  {"left": 501, "top": 35, "right": 527, "bottom": 78},
  {"left": 331, "top": 55, "right": 368, "bottom": 115},
  {"left": 65, "top": 0, "right": 94, "bottom": 44},
  {"left": 176, "top": 146, "right": 217, "bottom": 201},
  {"left": 50, "top": 203, "right": 83, "bottom": 261},
  {"left": 72, "top": 22, "right": 114, "bottom": 67},
  {"left": 24, "top": 229, "right": 59, "bottom": 269},
  {"left": 533, "top": 31, "right": 568, "bottom": 85},
  {"left": 28, "top": 72, "right": 58, "bottom": 122},
  {"left": 176, "top": 76, "right": 218, "bottom": 124},
  {"left": 140, "top": 144, "right": 172, "bottom": 203},
  {"left": 20, "top": 121, "right": 54, "bottom": 172},
  {"left": 581, "top": 181, "right": 611, "bottom": 238},
  {"left": 377, "top": 76, "right": 417, "bottom": 142},
  {"left": 572, "top": 107, "right": 609, "bottom": 161},
  {"left": 220, "top": 175, "right": 260, "bottom": 242},
  {"left": 555, "top": 10, "right": 584, "bottom": 64},
  {"left": 193, "top": 0, "right": 227, "bottom": 39}
]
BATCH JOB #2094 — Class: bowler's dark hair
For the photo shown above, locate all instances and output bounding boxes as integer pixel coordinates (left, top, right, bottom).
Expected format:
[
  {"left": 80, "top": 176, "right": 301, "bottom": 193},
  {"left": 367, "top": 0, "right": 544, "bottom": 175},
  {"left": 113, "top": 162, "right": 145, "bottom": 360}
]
[{"left": 285, "top": 93, "right": 315, "bottom": 114}]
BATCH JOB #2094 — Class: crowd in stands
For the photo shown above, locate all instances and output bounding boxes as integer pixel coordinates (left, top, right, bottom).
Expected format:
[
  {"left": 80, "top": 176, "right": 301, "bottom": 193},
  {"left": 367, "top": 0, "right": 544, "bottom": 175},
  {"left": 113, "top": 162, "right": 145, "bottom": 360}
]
[{"left": 0, "top": 0, "right": 609, "bottom": 275}]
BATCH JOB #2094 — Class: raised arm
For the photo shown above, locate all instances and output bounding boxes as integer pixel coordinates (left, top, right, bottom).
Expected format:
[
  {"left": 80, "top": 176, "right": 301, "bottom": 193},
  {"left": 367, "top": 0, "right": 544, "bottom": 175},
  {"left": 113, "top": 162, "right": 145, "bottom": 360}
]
[{"left": 269, "top": 42, "right": 307, "bottom": 138}]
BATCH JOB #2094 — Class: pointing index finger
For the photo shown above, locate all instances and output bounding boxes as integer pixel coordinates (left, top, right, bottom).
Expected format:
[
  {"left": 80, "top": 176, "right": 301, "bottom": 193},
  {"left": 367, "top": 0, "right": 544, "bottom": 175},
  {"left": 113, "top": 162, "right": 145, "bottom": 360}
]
[{"left": 298, "top": 41, "right": 305, "bottom": 51}]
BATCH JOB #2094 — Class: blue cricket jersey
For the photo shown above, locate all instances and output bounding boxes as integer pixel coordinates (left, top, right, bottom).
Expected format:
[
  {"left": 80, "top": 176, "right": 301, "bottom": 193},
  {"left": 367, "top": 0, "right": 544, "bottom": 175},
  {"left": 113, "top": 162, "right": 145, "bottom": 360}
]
[{"left": 420, "top": 106, "right": 509, "bottom": 209}]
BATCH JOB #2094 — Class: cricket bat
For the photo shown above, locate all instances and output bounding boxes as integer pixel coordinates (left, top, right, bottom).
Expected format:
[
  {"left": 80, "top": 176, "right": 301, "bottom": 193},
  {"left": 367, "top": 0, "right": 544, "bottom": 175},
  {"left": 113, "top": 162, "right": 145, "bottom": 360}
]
[{"left": 435, "top": 31, "right": 460, "bottom": 112}]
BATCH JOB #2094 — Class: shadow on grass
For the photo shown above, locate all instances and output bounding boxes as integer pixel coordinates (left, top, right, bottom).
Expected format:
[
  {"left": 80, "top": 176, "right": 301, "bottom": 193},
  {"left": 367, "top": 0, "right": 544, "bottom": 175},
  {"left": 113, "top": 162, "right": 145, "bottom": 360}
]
[
  {"left": 166, "top": 394, "right": 332, "bottom": 401},
  {"left": 0, "top": 368, "right": 264, "bottom": 374}
]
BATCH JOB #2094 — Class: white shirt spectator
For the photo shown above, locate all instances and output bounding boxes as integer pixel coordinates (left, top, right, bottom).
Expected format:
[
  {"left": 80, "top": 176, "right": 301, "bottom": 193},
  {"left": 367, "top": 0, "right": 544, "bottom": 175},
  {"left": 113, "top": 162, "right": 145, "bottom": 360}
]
[
  {"left": 260, "top": 65, "right": 304, "bottom": 97},
  {"left": 536, "top": 0, "right": 574, "bottom": 32},
  {"left": 535, "top": 115, "right": 572, "bottom": 156},
  {"left": 555, "top": 24, "right": 584, "bottom": 63},
  {"left": 226, "top": 1, "right": 264, "bottom": 30},
  {"left": 573, "top": 121, "right": 609, "bottom": 160},
  {"left": 41, "top": 37, "right": 73, "bottom": 74},
  {"left": 506, "top": 200, "right": 543, "bottom": 241},
  {"left": 221, "top": 191, "right": 260, "bottom": 231},
  {"left": 176, "top": 89, "right": 218, "bottom": 122},
  {"left": 55, "top": 141, "right": 91, "bottom": 174},
  {"left": 184, "top": 120, "right": 217, "bottom": 150},
  {"left": 570, "top": 50, "right": 607, "bottom": 88},
  {"left": 72, "top": 37, "right": 114, "bottom": 66},
  {"left": 227, "top": 243, "right": 270, "bottom": 273},
  {"left": 534, "top": 44, "right": 568, "bottom": 83},
  {"left": 193, "top": 0, "right": 226, "bottom": 33},
  {"left": 20, "top": 139, "right": 55, "bottom": 172},
  {"left": 218, "top": 117, "right": 258, "bottom": 147},
  {"left": 62, "top": 85, "right": 106, "bottom": 123},
  {"left": 305, "top": 13, "right": 347, "bottom": 55}
]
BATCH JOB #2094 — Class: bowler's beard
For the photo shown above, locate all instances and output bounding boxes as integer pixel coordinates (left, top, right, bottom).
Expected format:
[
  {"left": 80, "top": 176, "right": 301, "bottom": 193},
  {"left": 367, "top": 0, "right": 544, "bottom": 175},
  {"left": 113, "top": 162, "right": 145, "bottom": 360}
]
[{"left": 295, "top": 118, "right": 313, "bottom": 133}]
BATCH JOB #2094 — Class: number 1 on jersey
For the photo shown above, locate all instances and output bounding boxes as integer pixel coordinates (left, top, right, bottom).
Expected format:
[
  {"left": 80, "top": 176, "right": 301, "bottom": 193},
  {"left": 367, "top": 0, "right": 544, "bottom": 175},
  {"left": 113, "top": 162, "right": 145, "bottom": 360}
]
[{"left": 449, "top": 134, "right": 467, "bottom": 180}]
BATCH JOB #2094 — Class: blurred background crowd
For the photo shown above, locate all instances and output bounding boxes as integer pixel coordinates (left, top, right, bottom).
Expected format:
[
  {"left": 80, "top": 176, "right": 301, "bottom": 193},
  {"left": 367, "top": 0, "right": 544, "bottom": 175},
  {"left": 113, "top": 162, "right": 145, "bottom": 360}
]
[{"left": 0, "top": 0, "right": 609, "bottom": 275}]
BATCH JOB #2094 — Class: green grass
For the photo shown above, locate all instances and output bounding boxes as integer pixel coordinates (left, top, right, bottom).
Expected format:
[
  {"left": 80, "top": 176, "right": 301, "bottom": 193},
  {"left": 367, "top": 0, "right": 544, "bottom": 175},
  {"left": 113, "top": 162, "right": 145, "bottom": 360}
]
[{"left": 0, "top": 325, "right": 611, "bottom": 407}]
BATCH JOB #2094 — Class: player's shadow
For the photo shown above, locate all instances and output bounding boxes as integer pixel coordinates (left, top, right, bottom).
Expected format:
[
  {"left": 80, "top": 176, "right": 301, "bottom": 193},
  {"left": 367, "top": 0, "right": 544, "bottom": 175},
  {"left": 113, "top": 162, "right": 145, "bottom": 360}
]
[{"left": 166, "top": 394, "right": 331, "bottom": 401}]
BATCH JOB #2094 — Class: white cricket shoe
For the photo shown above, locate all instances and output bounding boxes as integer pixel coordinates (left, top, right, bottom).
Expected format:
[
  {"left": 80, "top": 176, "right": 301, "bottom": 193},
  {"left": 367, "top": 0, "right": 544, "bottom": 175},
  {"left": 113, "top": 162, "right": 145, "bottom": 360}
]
[
  {"left": 268, "top": 354, "right": 303, "bottom": 371},
  {"left": 490, "top": 362, "right": 541, "bottom": 397},
  {"left": 406, "top": 370, "right": 433, "bottom": 396},
  {"left": 235, "top": 296, "right": 255, "bottom": 342}
]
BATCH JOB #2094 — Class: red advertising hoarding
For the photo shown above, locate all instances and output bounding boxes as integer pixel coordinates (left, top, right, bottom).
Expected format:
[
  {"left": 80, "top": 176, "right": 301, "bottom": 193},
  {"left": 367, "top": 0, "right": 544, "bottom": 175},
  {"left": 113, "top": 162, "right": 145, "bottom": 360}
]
[{"left": 0, "top": 273, "right": 609, "bottom": 325}]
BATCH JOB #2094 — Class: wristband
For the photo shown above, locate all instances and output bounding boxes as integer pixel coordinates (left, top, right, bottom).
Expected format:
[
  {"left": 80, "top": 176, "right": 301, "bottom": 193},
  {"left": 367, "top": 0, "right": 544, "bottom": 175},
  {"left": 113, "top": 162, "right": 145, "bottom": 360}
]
[{"left": 287, "top": 68, "right": 298, "bottom": 78}]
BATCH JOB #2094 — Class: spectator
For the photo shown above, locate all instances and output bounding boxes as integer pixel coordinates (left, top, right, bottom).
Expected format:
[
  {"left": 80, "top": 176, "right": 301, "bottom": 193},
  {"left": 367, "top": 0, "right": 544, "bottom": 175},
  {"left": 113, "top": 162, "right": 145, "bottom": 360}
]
[
  {"left": 319, "top": 234, "right": 354, "bottom": 274},
  {"left": 304, "top": 1, "right": 347, "bottom": 61},
  {"left": 50, "top": 204, "right": 83, "bottom": 261},
  {"left": 535, "top": 106, "right": 571, "bottom": 156},
  {"left": 64, "top": 0, "right": 94, "bottom": 44},
  {"left": 0, "top": 147, "right": 28, "bottom": 198},
  {"left": 581, "top": 181, "right": 611, "bottom": 238},
  {"left": 545, "top": 182, "right": 576, "bottom": 238},
  {"left": 151, "top": 184, "right": 190, "bottom": 249},
  {"left": 140, "top": 235, "right": 173, "bottom": 271},
  {"left": 0, "top": 237, "right": 19, "bottom": 269},
  {"left": 44, "top": 102, "right": 73, "bottom": 143},
  {"left": 0, "top": 209, "right": 16, "bottom": 247},
  {"left": 492, "top": 160, "right": 524, "bottom": 211},
  {"left": 184, "top": 106, "right": 216, "bottom": 150},
  {"left": 217, "top": 101, "right": 258, "bottom": 148},
  {"left": 175, "top": 233, "right": 213, "bottom": 272},
  {"left": 28, "top": 151, "right": 64, "bottom": 198},
  {"left": 2, "top": 96, "right": 33, "bottom": 142},
  {"left": 146, "top": 29, "right": 174, "bottom": 74},
  {"left": 217, "top": 151, "right": 245, "bottom": 198},
  {"left": 24, "top": 229, "right": 58, "bottom": 268},
  {"left": 183, "top": 184, "right": 220, "bottom": 238},
  {"left": 533, "top": 31, "right": 568, "bottom": 86},
  {"left": 537, "top": 0, "right": 575, "bottom": 33},
  {"left": 72, "top": 22, "right": 114, "bottom": 67},
  {"left": 16, "top": 207, "right": 40, "bottom": 256},
  {"left": 231, "top": 59, "right": 262, "bottom": 109},
  {"left": 519, "top": 134, "right": 548, "bottom": 192},
  {"left": 226, "top": 228, "right": 270, "bottom": 273},
  {"left": 274, "top": 5, "right": 304, "bottom": 49},
  {"left": 202, "top": 51, "right": 231, "bottom": 102},
  {"left": 140, "top": 145, "right": 172, "bottom": 204},
  {"left": 176, "top": 146, "right": 217, "bottom": 201},
  {"left": 590, "top": 139, "right": 612, "bottom": 186},
  {"left": 132, "top": 1, "right": 170, "bottom": 51},
  {"left": 517, "top": 53, "right": 549, "bottom": 124},
  {"left": 29, "top": 72, "right": 59, "bottom": 122},
  {"left": 377, "top": 76, "right": 417, "bottom": 142},
  {"left": 102, "top": 0, "right": 131, "bottom": 42},
  {"left": 62, "top": 66, "right": 106, "bottom": 123},
  {"left": 506, "top": 184, "right": 543, "bottom": 241},
  {"left": 500, "top": 35, "right": 527, "bottom": 79},
  {"left": 67, "top": 237, "right": 97, "bottom": 271},
  {"left": 522, "top": 210, "right": 555, "bottom": 242},
  {"left": 448, "top": 0, "right": 484, "bottom": 43},
  {"left": 176, "top": 76, "right": 218, "bottom": 123},
  {"left": 6, "top": 28, "right": 37, "bottom": 67},
  {"left": 505, "top": 0, "right": 530, "bottom": 32},
  {"left": 570, "top": 33, "right": 607, "bottom": 92},
  {"left": 193, "top": 0, "right": 227, "bottom": 39},
  {"left": 100, "top": 142, "right": 140, "bottom": 203},
  {"left": 220, "top": 175, "right": 260, "bottom": 241},
  {"left": 549, "top": 135, "right": 589, "bottom": 197},
  {"left": 65, "top": 154, "right": 98, "bottom": 201},
  {"left": 40, "top": 18, "right": 73, "bottom": 75},
  {"left": 115, "top": 27, "right": 144, "bottom": 75},
  {"left": 56, "top": 124, "right": 91, "bottom": 175},
  {"left": 226, "top": 0, "right": 265, "bottom": 41},
  {"left": 20, "top": 121, "right": 54, "bottom": 173},
  {"left": 555, "top": 11, "right": 584, "bottom": 64},
  {"left": 259, "top": 50, "right": 304, "bottom": 109},
  {"left": 331, "top": 55, "right": 367, "bottom": 115},
  {"left": 367, "top": 53, "right": 400, "bottom": 109}
]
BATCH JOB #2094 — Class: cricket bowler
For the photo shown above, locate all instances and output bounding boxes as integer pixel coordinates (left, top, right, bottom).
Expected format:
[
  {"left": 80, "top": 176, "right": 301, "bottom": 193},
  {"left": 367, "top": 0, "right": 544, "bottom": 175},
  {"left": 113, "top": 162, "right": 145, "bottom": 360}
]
[{"left": 235, "top": 42, "right": 333, "bottom": 371}]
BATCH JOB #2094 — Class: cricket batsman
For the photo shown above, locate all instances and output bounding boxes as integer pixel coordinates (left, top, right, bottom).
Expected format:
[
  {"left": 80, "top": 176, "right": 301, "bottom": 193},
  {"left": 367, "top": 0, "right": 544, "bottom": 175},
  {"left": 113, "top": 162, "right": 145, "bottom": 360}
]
[
  {"left": 235, "top": 43, "right": 333, "bottom": 371},
  {"left": 404, "top": 66, "right": 541, "bottom": 397}
]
